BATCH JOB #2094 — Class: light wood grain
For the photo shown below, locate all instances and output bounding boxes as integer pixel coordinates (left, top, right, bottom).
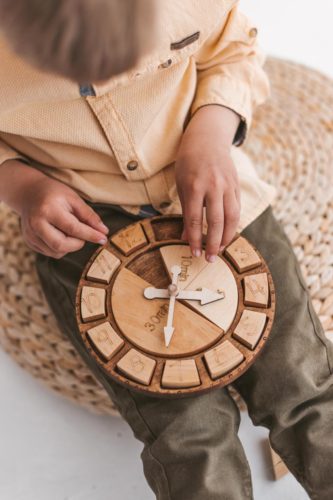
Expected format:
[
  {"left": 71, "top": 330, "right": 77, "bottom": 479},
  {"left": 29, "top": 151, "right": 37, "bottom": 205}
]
[
  {"left": 204, "top": 340, "right": 244, "bottom": 379},
  {"left": 86, "top": 321, "right": 124, "bottom": 360},
  {"left": 161, "top": 359, "right": 200, "bottom": 388},
  {"left": 225, "top": 236, "right": 262, "bottom": 272},
  {"left": 160, "top": 244, "right": 209, "bottom": 289},
  {"left": 184, "top": 256, "right": 238, "bottom": 331},
  {"left": 111, "top": 267, "right": 223, "bottom": 357},
  {"left": 243, "top": 272, "right": 269, "bottom": 307},
  {"left": 160, "top": 245, "right": 238, "bottom": 331},
  {"left": 80, "top": 286, "right": 106, "bottom": 322},
  {"left": 86, "top": 248, "right": 121, "bottom": 283},
  {"left": 111, "top": 223, "right": 147, "bottom": 255},
  {"left": 232, "top": 309, "right": 267, "bottom": 350},
  {"left": 269, "top": 442, "right": 289, "bottom": 480},
  {"left": 116, "top": 348, "right": 156, "bottom": 385}
]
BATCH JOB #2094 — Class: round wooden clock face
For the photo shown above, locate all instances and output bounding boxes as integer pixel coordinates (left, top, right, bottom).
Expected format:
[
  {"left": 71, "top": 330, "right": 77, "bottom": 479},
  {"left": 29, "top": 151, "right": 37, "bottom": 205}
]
[{"left": 75, "top": 215, "right": 276, "bottom": 398}]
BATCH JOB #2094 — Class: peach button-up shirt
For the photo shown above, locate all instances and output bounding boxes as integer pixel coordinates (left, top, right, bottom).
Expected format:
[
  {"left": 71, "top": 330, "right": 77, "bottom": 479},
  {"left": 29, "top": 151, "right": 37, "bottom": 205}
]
[{"left": 0, "top": 0, "right": 276, "bottom": 230}]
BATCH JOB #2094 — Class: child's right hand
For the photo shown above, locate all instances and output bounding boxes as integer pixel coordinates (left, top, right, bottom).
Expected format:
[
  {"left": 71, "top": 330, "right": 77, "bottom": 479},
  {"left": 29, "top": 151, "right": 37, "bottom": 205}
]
[{"left": 19, "top": 174, "right": 109, "bottom": 259}]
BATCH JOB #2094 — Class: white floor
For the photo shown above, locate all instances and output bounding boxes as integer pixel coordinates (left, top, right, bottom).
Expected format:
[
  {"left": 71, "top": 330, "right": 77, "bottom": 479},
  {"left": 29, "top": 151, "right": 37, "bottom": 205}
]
[{"left": 1, "top": 1, "right": 333, "bottom": 499}]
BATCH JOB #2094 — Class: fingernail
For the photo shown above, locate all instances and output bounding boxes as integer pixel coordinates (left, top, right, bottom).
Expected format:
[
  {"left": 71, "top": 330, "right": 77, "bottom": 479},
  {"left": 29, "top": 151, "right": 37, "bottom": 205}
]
[
  {"left": 98, "top": 221, "right": 109, "bottom": 232},
  {"left": 193, "top": 249, "right": 201, "bottom": 257},
  {"left": 206, "top": 254, "right": 216, "bottom": 263},
  {"left": 98, "top": 237, "right": 108, "bottom": 245}
]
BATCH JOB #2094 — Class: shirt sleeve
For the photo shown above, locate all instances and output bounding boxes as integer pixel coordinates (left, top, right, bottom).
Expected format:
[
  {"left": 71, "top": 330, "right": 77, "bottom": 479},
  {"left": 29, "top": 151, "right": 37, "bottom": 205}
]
[
  {"left": 190, "top": 2, "right": 271, "bottom": 146},
  {"left": 0, "top": 137, "right": 30, "bottom": 166}
]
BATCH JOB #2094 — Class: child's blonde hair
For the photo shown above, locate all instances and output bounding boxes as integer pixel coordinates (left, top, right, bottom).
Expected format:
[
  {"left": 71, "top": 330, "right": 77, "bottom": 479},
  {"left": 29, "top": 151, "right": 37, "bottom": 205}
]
[{"left": 0, "top": 0, "right": 156, "bottom": 82}]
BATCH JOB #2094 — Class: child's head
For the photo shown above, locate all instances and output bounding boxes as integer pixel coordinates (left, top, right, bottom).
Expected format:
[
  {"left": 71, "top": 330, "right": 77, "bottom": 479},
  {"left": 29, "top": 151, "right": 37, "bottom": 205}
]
[{"left": 0, "top": 0, "right": 156, "bottom": 82}]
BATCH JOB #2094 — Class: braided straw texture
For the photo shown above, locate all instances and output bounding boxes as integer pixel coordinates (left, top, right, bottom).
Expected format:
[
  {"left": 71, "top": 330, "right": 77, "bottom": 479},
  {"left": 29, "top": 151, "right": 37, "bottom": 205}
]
[{"left": 0, "top": 57, "right": 332, "bottom": 416}]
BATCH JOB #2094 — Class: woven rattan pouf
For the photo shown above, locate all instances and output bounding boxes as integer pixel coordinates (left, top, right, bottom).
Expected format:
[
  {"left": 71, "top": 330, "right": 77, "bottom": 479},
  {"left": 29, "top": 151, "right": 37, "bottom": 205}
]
[{"left": 1, "top": 56, "right": 333, "bottom": 417}]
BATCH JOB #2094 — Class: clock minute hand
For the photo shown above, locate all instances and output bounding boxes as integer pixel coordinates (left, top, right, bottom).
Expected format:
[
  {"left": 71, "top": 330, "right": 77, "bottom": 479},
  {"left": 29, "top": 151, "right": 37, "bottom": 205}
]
[{"left": 164, "top": 265, "right": 181, "bottom": 347}]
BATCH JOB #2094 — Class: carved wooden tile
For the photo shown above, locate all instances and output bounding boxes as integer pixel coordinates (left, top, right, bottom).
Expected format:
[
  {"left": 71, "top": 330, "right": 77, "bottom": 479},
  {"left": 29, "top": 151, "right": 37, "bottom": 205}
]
[
  {"left": 243, "top": 272, "right": 269, "bottom": 307},
  {"left": 116, "top": 348, "right": 156, "bottom": 385},
  {"left": 86, "top": 321, "right": 124, "bottom": 361},
  {"left": 161, "top": 359, "right": 200, "bottom": 388},
  {"left": 80, "top": 286, "right": 106, "bottom": 322},
  {"left": 269, "top": 442, "right": 289, "bottom": 480},
  {"left": 111, "top": 224, "right": 147, "bottom": 255},
  {"left": 232, "top": 309, "right": 267, "bottom": 350},
  {"left": 204, "top": 340, "right": 244, "bottom": 379},
  {"left": 225, "top": 236, "right": 262, "bottom": 273},
  {"left": 86, "top": 248, "right": 121, "bottom": 283}
]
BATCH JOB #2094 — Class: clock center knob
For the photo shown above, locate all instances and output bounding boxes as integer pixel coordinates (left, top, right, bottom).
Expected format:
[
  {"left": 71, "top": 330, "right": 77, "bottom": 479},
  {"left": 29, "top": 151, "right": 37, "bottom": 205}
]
[{"left": 168, "top": 283, "right": 179, "bottom": 297}]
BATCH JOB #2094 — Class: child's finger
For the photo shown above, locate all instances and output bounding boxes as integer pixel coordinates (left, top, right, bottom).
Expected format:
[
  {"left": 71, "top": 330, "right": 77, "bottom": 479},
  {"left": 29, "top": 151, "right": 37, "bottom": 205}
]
[
  {"left": 204, "top": 192, "right": 224, "bottom": 262},
  {"left": 50, "top": 210, "right": 108, "bottom": 244},
  {"left": 183, "top": 194, "right": 204, "bottom": 257},
  {"left": 69, "top": 196, "right": 109, "bottom": 233},
  {"left": 220, "top": 190, "right": 240, "bottom": 248},
  {"left": 36, "top": 219, "right": 90, "bottom": 254}
]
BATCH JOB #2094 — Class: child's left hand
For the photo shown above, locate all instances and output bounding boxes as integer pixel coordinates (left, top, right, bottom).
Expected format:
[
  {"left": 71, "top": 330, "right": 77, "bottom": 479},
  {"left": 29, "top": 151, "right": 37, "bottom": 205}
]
[{"left": 175, "top": 104, "right": 242, "bottom": 263}]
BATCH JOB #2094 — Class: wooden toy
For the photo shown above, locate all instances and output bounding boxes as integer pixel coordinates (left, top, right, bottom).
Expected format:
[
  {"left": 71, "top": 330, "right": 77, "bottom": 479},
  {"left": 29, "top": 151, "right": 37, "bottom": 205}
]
[
  {"left": 269, "top": 441, "right": 289, "bottom": 480},
  {"left": 76, "top": 215, "right": 276, "bottom": 398}
]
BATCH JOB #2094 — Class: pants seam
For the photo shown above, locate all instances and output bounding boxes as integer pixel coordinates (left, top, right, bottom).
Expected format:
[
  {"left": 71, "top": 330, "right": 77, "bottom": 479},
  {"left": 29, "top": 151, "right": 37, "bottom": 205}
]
[
  {"left": 293, "top": 256, "right": 333, "bottom": 376},
  {"left": 125, "top": 391, "right": 172, "bottom": 500}
]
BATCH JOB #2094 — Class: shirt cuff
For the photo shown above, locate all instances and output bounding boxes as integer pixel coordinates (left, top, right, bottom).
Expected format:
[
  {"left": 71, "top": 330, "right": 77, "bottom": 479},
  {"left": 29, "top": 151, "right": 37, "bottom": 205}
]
[{"left": 190, "top": 75, "right": 255, "bottom": 147}]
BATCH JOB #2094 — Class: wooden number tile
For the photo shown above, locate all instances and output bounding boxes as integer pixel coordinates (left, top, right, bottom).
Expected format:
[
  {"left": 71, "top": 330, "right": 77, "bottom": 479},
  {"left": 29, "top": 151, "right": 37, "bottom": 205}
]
[
  {"left": 204, "top": 340, "right": 244, "bottom": 379},
  {"left": 116, "top": 348, "right": 156, "bottom": 385},
  {"left": 80, "top": 286, "right": 106, "bottom": 322},
  {"left": 232, "top": 309, "right": 267, "bottom": 350},
  {"left": 86, "top": 248, "right": 121, "bottom": 284},
  {"left": 161, "top": 359, "right": 200, "bottom": 388},
  {"left": 269, "top": 441, "right": 289, "bottom": 480},
  {"left": 111, "top": 223, "right": 147, "bottom": 256},
  {"left": 243, "top": 272, "right": 269, "bottom": 307},
  {"left": 225, "top": 236, "right": 262, "bottom": 273},
  {"left": 159, "top": 244, "right": 209, "bottom": 289},
  {"left": 86, "top": 321, "right": 124, "bottom": 361}
]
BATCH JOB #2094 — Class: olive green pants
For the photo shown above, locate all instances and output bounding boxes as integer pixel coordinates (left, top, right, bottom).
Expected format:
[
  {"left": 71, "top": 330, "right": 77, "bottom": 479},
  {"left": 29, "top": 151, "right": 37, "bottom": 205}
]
[{"left": 35, "top": 203, "right": 333, "bottom": 500}]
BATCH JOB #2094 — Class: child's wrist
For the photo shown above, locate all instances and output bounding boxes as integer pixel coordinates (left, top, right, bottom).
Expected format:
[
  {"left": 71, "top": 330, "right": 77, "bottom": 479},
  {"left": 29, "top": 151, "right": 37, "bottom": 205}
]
[
  {"left": 0, "top": 159, "right": 47, "bottom": 215},
  {"left": 186, "top": 104, "right": 241, "bottom": 150}
]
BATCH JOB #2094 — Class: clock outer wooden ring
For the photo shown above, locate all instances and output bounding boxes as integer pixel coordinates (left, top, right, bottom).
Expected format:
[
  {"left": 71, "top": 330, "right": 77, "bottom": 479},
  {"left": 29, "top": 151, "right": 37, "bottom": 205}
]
[{"left": 75, "top": 215, "right": 276, "bottom": 399}]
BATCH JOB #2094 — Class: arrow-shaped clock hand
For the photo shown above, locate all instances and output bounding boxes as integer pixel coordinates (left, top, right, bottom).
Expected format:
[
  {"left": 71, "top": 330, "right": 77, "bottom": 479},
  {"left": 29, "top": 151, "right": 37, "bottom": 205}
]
[
  {"left": 164, "top": 265, "right": 181, "bottom": 347},
  {"left": 144, "top": 287, "right": 225, "bottom": 305}
]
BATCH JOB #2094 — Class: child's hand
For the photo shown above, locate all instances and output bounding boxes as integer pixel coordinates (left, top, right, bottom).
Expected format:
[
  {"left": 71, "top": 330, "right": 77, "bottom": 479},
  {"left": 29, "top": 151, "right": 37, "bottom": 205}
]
[
  {"left": 175, "top": 105, "right": 241, "bottom": 263},
  {"left": 19, "top": 174, "right": 109, "bottom": 259},
  {"left": 8, "top": 171, "right": 108, "bottom": 259}
]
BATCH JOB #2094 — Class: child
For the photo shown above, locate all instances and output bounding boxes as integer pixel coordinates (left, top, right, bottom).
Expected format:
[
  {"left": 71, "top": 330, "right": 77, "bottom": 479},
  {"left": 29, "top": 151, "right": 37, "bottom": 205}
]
[{"left": 0, "top": 1, "right": 332, "bottom": 498}]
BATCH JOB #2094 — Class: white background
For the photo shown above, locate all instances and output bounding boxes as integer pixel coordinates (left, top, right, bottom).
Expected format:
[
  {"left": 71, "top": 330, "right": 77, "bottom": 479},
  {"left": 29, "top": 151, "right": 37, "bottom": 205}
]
[{"left": 1, "top": 1, "right": 332, "bottom": 499}]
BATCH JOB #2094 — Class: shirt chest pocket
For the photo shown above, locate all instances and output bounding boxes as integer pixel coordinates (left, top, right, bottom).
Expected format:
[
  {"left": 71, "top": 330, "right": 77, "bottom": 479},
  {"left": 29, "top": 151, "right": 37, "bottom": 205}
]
[{"left": 156, "top": 30, "right": 202, "bottom": 71}]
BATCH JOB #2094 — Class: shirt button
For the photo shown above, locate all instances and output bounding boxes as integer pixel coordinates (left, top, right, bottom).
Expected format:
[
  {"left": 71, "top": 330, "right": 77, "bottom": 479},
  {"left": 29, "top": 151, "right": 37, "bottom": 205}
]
[
  {"left": 127, "top": 160, "right": 138, "bottom": 171},
  {"left": 158, "top": 59, "right": 172, "bottom": 69},
  {"left": 249, "top": 27, "right": 258, "bottom": 38}
]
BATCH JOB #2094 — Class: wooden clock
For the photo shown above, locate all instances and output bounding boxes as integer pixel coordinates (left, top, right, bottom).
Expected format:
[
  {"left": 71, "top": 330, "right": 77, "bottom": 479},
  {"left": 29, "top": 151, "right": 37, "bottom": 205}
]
[{"left": 75, "top": 215, "right": 276, "bottom": 398}]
